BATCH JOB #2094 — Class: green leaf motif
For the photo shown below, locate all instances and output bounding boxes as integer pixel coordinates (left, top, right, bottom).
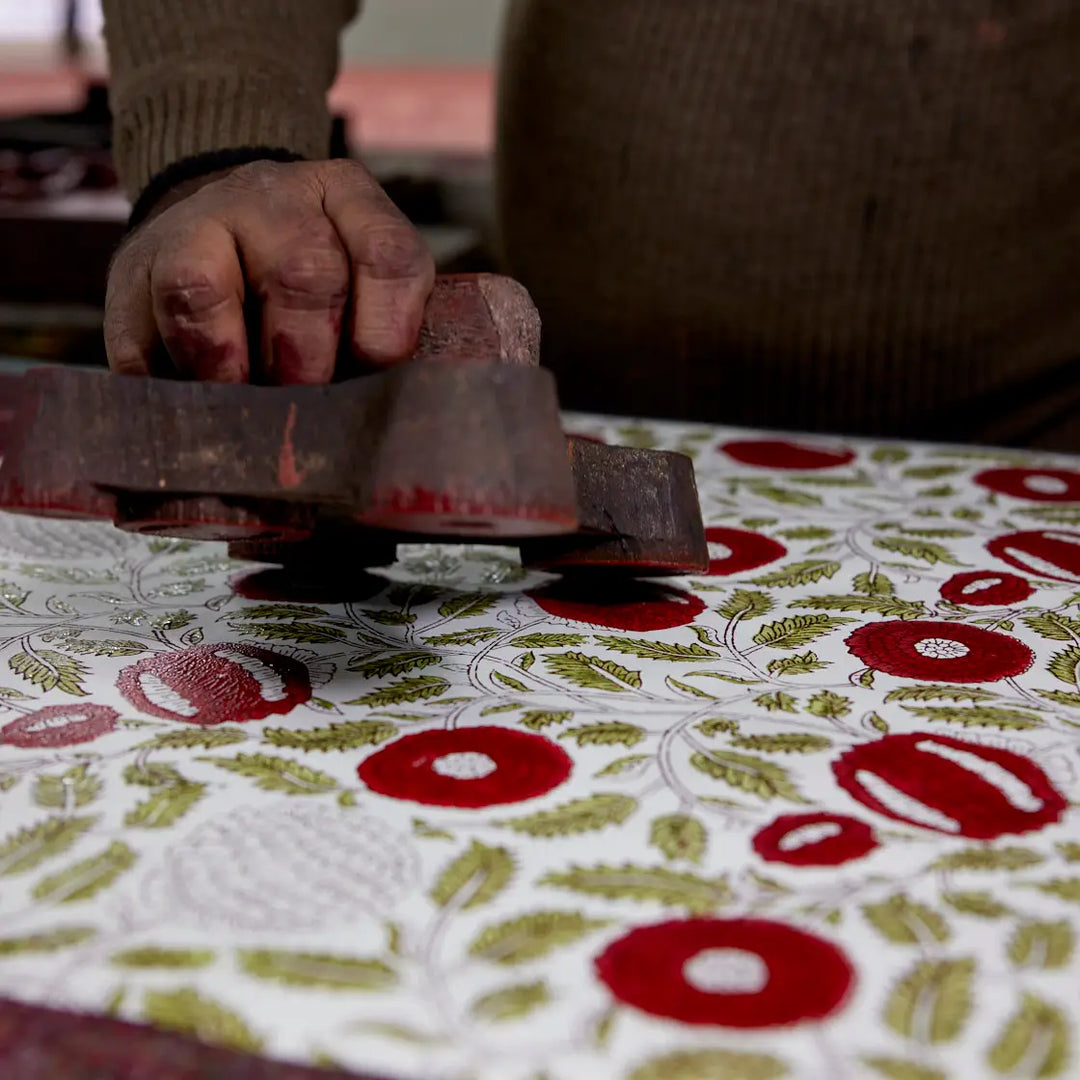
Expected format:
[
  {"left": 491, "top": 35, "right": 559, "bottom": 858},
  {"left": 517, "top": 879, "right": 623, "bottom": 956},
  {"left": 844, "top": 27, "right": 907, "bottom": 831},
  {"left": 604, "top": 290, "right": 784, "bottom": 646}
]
[
  {"left": 650, "top": 814, "right": 707, "bottom": 864},
  {"left": 788, "top": 594, "right": 927, "bottom": 619},
  {"left": 884, "top": 685, "right": 998, "bottom": 704},
  {"left": 854, "top": 570, "right": 896, "bottom": 596},
  {"left": 231, "top": 604, "right": 326, "bottom": 620},
  {"left": 496, "top": 794, "right": 637, "bottom": 838},
  {"left": 1022, "top": 613, "right": 1080, "bottom": 642},
  {"left": 519, "top": 710, "right": 572, "bottom": 731},
  {"left": 0, "top": 815, "right": 97, "bottom": 877},
  {"left": 731, "top": 733, "right": 831, "bottom": 754},
  {"left": 350, "top": 1021, "right": 442, "bottom": 1045},
  {"left": 593, "top": 636, "right": 716, "bottom": 661},
  {"left": 628, "top": 1050, "right": 788, "bottom": 1080},
  {"left": 262, "top": 720, "right": 397, "bottom": 752},
  {"left": 666, "top": 676, "right": 716, "bottom": 699},
  {"left": 1047, "top": 646, "right": 1080, "bottom": 687},
  {"left": 111, "top": 947, "right": 214, "bottom": 969},
  {"left": 238, "top": 949, "right": 396, "bottom": 991},
  {"left": 8, "top": 649, "right": 88, "bottom": 696},
  {"left": 33, "top": 765, "right": 101, "bottom": 810},
  {"left": 753, "top": 692, "right": 800, "bottom": 714},
  {"left": 903, "top": 465, "right": 961, "bottom": 480},
  {"left": 425, "top": 627, "right": 500, "bottom": 646},
  {"left": 987, "top": 994, "right": 1070, "bottom": 1078},
  {"left": 863, "top": 894, "right": 950, "bottom": 945},
  {"left": 510, "top": 633, "right": 586, "bottom": 648},
  {"left": 1008, "top": 921, "right": 1074, "bottom": 970},
  {"left": 232, "top": 621, "right": 349, "bottom": 644},
  {"left": 438, "top": 593, "right": 498, "bottom": 619},
  {"left": 884, "top": 958, "right": 974, "bottom": 1044},
  {"left": 751, "top": 560, "right": 841, "bottom": 588},
  {"left": 470, "top": 980, "right": 550, "bottom": 1023},
  {"left": 697, "top": 717, "right": 740, "bottom": 737},
  {"left": 348, "top": 652, "right": 441, "bottom": 678},
  {"left": 559, "top": 722, "right": 645, "bottom": 747},
  {"left": 149, "top": 611, "right": 195, "bottom": 631},
  {"left": 359, "top": 610, "right": 417, "bottom": 626},
  {"left": 32, "top": 841, "right": 136, "bottom": 904},
  {"left": 1058, "top": 843, "right": 1080, "bottom": 863},
  {"left": 431, "top": 841, "right": 514, "bottom": 911},
  {"left": 767, "top": 652, "right": 828, "bottom": 676},
  {"left": 902, "top": 705, "right": 1042, "bottom": 730},
  {"left": 198, "top": 753, "right": 337, "bottom": 795},
  {"left": 0, "top": 926, "right": 96, "bottom": 956},
  {"left": 143, "top": 987, "right": 262, "bottom": 1053},
  {"left": 59, "top": 638, "right": 148, "bottom": 658},
  {"left": 492, "top": 671, "right": 531, "bottom": 693},
  {"left": 806, "top": 690, "right": 852, "bottom": 719},
  {"left": 778, "top": 526, "right": 835, "bottom": 540},
  {"left": 1035, "top": 688, "right": 1080, "bottom": 708},
  {"left": 124, "top": 784, "right": 205, "bottom": 829},
  {"left": 747, "top": 483, "right": 822, "bottom": 507},
  {"left": 942, "top": 892, "right": 1011, "bottom": 919},
  {"left": 718, "top": 590, "right": 774, "bottom": 621},
  {"left": 543, "top": 652, "right": 641, "bottom": 691},
  {"left": 1027, "top": 879, "right": 1080, "bottom": 903},
  {"left": 873, "top": 537, "right": 965, "bottom": 567},
  {"left": 752, "top": 614, "right": 855, "bottom": 650},
  {"left": 140, "top": 727, "right": 247, "bottom": 750},
  {"left": 595, "top": 754, "right": 651, "bottom": 777},
  {"left": 934, "top": 847, "right": 1043, "bottom": 872},
  {"left": 124, "top": 762, "right": 184, "bottom": 788},
  {"left": 468, "top": 910, "right": 609, "bottom": 965},
  {"left": 540, "top": 863, "right": 730, "bottom": 914},
  {"left": 690, "top": 751, "right": 806, "bottom": 803},
  {"left": 862, "top": 1057, "right": 945, "bottom": 1080},
  {"left": 345, "top": 676, "right": 449, "bottom": 707}
]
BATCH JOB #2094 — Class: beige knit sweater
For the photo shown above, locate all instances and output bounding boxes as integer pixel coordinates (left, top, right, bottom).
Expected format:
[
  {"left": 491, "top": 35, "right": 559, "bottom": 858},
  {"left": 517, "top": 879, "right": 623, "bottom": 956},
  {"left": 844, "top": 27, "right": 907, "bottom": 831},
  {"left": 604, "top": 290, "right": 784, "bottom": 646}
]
[{"left": 102, "top": 0, "right": 1080, "bottom": 450}]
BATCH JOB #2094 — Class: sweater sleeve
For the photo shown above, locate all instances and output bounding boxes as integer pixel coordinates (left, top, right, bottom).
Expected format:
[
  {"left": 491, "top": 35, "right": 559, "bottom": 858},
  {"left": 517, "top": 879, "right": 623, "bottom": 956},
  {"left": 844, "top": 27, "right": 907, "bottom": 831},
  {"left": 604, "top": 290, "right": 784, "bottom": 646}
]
[{"left": 101, "top": 0, "right": 361, "bottom": 202}]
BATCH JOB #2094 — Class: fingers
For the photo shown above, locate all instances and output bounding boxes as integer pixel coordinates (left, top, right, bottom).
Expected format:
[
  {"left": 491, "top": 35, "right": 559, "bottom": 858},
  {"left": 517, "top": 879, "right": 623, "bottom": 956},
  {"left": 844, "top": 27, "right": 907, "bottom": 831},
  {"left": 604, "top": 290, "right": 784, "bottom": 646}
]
[
  {"left": 149, "top": 220, "right": 249, "bottom": 382},
  {"left": 103, "top": 242, "right": 158, "bottom": 376},
  {"left": 321, "top": 162, "right": 435, "bottom": 366}
]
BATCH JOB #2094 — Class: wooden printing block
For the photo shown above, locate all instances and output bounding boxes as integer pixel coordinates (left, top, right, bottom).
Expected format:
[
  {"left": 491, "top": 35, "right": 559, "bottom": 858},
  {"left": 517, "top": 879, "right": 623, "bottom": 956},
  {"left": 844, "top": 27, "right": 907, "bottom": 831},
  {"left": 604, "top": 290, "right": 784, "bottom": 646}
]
[{"left": 0, "top": 274, "right": 709, "bottom": 576}]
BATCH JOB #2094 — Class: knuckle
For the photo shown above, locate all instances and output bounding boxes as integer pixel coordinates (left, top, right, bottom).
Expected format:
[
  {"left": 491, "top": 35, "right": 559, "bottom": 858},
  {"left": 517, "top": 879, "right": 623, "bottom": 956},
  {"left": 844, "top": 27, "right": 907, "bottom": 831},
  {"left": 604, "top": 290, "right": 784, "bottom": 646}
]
[
  {"left": 355, "top": 223, "right": 433, "bottom": 281},
  {"left": 152, "top": 262, "right": 235, "bottom": 322},
  {"left": 267, "top": 241, "right": 349, "bottom": 307}
]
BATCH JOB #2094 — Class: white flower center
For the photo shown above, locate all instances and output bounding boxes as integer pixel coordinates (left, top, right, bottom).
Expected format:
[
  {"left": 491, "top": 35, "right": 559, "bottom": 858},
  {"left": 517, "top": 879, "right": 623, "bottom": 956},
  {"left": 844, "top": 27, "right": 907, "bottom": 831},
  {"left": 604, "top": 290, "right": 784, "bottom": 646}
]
[
  {"left": 25, "top": 712, "right": 85, "bottom": 732},
  {"left": 216, "top": 649, "right": 287, "bottom": 701},
  {"left": 854, "top": 769, "right": 961, "bottom": 833},
  {"left": 1023, "top": 475, "right": 1070, "bottom": 495},
  {"left": 961, "top": 577, "right": 1003, "bottom": 596},
  {"left": 916, "top": 739, "right": 1043, "bottom": 812},
  {"left": 683, "top": 948, "right": 769, "bottom": 995},
  {"left": 431, "top": 752, "right": 498, "bottom": 780},
  {"left": 778, "top": 821, "right": 843, "bottom": 851},
  {"left": 139, "top": 673, "right": 198, "bottom": 717},
  {"left": 914, "top": 637, "right": 970, "bottom": 660},
  {"left": 709, "top": 543, "right": 734, "bottom": 562}
]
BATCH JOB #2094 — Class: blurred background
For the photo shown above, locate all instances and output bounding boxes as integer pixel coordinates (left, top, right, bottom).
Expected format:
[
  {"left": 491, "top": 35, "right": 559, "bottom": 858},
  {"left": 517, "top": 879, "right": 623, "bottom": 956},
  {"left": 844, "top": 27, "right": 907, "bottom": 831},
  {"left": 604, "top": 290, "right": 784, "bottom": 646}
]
[{"left": 0, "top": 0, "right": 506, "bottom": 367}]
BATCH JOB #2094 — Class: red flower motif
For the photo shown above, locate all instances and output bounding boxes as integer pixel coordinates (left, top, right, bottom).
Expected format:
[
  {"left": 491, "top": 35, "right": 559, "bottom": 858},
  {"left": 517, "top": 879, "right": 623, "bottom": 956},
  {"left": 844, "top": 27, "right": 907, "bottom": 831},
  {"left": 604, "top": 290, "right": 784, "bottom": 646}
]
[
  {"left": 1, "top": 704, "right": 118, "bottom": 748},
  {"left": 832, "top": 733, "right": 1067, "bottom": 839},
  {"left": 720, "top": 439, "right": 856, "bottom": 470},
  {"left": 357, "top": 726, "right": 572, "bottom": 808},
  {"left": 752, "top": 813, "right": 877, "bottom": 867},
  {"left": 939, "top": 571, "right": 1033, "bottom": 607},
  {"left": 117, "top": 644, "right": 311, "bottom": 724},
  {"left": 231, "top": 566, "right": 386, "bottom": 604},
  {"left": 974, "top": 468, "right": 1080, "bottom": 503},
  {"left": 704, "top": 527, "right": 787, "bottom": 576},
  {"left": 986, "top": 530, "right": 1080, "bottom": 585},
  {"left": 595, "top": 917, "right": 854, "bottom": 1028},
  {"left": 526, "top": 579, "right": 705, "bottom": 631},
  {"left": 845, "top": 620, "right": 1032, "bottom": 683}
]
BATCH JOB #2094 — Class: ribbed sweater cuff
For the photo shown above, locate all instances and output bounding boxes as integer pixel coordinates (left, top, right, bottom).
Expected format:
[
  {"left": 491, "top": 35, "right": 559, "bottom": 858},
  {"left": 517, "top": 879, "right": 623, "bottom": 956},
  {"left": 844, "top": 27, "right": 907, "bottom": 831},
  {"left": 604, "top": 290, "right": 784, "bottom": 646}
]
[{"left": 111, "top": 70, "right": 334, "bottom": 203}]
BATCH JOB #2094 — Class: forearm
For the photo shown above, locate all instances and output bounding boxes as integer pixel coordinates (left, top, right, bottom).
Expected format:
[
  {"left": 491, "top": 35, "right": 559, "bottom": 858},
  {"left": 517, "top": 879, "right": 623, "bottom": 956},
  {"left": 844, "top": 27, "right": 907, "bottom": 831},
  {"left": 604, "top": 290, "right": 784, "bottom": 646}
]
[{"left": 102, "top": 0, "right": 361, "bottom": 203}]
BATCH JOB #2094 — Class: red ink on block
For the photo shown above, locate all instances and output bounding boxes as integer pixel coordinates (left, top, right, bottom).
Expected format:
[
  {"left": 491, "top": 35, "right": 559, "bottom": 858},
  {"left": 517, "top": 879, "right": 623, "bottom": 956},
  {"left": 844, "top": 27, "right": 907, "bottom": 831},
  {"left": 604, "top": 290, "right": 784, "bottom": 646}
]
[{"left": 278, "top": 403, "right": 305, "bottom": 490}]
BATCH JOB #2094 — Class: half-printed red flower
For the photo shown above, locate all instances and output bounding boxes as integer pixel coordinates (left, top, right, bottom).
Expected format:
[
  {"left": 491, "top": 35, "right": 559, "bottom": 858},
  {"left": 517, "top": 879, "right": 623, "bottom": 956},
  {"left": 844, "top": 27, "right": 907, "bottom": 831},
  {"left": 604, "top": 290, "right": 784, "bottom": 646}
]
[
  {"left": 845, "top": 620, "right": 1032, "bottom": 683},
  {"left": 117, "top": 644, "right": 311, "bottom": 724},
  {"left": 231, "top": 566, "right": 386, "bottom": 604},
  {"left": 357, "top": 726, "right": 572, "bottom": 808},
  {"left": 526, "top": 579, "right": 705, "bottom": 631},
  {"left": 974, "top": 468, "right": 1080, "bottom": 502},
  {"left": 833, "top": 733, "right": 1067, "bottom": 839},
  {"left": 704, "top": 527, "right": 787, "bottom": 576},
  {"left": 720, "top": 439, "right": 856, "bottom": 470},
  {"left": 939, "top": 571, "right": 1033, "bottom": 607},
  {"left": 752, "top": 813, "right": 878, "bottom": 867},
  {"left": 595, "top": 918, "right": 854, "bottom": 1028},
  {"left": 986, "top": 530, "right": 1080, "bottom": 585},
  {"left": 1, "top": 704, "right": 118, "bottom": 748}
]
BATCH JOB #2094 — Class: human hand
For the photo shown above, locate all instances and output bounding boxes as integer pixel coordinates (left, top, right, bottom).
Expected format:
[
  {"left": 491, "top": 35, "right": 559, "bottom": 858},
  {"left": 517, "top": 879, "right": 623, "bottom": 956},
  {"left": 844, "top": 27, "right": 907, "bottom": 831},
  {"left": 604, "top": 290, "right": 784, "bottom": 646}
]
[{"left": 104, "top": 159, "right": 435, "bottom": 383}]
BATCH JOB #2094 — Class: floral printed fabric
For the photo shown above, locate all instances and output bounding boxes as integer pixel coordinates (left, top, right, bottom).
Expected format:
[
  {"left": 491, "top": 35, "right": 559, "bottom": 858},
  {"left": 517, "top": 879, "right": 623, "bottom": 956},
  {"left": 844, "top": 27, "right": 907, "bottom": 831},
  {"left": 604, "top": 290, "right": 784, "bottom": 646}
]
[{"left": 0, "top": 416, "right": 1079, "bottom": 1080}]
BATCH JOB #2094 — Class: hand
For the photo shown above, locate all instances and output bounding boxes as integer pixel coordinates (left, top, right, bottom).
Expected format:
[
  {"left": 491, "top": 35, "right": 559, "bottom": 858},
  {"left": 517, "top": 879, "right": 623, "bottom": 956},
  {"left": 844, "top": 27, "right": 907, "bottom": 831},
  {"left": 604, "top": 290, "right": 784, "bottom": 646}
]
[{"left": 104, "top": 159, "right": 435, "bottom": 383}]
